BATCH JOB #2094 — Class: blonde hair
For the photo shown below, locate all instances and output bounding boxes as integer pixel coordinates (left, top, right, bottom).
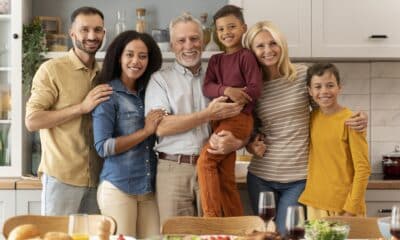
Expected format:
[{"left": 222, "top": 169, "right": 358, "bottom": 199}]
[
  {"left": 169, "top": 13, "right": 203, "bottom": 43},
  {"left": 243, "top": 21, "right": 297, "bottom": 81}
]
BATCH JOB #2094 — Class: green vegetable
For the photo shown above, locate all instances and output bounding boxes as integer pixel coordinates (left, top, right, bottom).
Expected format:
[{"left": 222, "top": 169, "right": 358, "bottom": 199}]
[{"left": 304, "top": 220, "right": 349, "bottom": 240}]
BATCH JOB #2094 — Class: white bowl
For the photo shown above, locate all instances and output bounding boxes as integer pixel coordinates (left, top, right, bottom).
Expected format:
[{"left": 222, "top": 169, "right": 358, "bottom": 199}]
[{"left": 377, "top": 216, "right": 391, "bottom": 239}]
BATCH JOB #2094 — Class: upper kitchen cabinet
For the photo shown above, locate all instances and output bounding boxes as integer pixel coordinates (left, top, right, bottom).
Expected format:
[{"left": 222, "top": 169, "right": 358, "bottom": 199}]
[
  {"left": 229, "top": 0, "right": 311, "bottom": 58},
  {"left": 231, "top": 0, "right": 400, "bottom": 58},
  {"left": 312, "top": 0, "right": 400, "bottom": 58}
]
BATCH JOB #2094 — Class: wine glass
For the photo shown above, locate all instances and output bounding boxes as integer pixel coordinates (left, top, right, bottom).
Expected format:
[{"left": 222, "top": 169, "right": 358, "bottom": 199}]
[
  {"left": 391, "top": 205, "right": 400, "bottom": 239},
  {"left": 68, "top": 214, "right": 89, "bottom": 240},
  {"left": 285, "top": 206, "right": 305, "bottom": 240},
  {"left": 258, "top": 191, "right": 276, "bottom": 229}
]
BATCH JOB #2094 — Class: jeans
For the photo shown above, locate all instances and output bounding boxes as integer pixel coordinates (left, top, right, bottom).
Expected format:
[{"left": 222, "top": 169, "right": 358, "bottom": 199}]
[
  {"left": 41, "top": 174, "right": 100, "bottom": 215},
  {"left": 247, "top": 172, "right": 306, "bottom": 235}
]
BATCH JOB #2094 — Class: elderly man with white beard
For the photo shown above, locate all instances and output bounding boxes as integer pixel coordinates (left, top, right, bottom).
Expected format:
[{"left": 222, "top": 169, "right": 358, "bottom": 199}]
[{"left": 145, "top": 13, "right": 243, "bottom": 224}]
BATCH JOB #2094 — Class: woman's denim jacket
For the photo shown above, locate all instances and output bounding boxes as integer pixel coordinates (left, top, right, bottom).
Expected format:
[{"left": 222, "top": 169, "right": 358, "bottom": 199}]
[{"left": 92, "top": 79, "right": 156, "bottom": 194}]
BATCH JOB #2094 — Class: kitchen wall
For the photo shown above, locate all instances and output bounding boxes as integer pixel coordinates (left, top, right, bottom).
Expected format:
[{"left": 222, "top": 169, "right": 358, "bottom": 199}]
[{"left": 31, "top": 0, "right": 227, "bottom": 41}]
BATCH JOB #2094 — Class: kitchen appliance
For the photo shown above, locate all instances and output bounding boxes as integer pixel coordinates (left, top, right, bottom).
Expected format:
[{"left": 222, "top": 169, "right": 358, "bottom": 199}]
[{"left": 382, "top": 145, "right": 400, "bottom": 179}]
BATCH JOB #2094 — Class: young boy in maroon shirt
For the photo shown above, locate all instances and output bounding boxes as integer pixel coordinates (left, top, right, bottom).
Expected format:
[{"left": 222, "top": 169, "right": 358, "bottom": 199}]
[{"left": 197, "top": 5, "right": 263, "bottom": 217}]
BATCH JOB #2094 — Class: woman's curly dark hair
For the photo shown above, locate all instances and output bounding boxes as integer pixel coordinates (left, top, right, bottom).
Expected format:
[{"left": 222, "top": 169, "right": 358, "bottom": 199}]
[{"left": 94, "top": 30, "right": 162, "bottom": 91}]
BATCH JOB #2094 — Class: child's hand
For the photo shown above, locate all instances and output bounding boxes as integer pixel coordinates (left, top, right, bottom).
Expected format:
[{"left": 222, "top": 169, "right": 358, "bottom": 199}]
[
  {"left": 144, "top": 109, "right": 166, "bottom": 134},
  {"left": 246, "top": 134, "right": 266, "bottom": 158},
  {"left": 224, "top": 87, "right": 252, "bottom": 105}
]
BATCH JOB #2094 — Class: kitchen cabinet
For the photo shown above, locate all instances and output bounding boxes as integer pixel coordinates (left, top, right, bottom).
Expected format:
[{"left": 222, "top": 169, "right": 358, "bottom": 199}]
[
  {"left": 0, "top": 190, "right": 15, "bottom": 236},
  {"left": 15, "top": 190, "right": 41, "bottom": 215},
  {"left": 230, "top": 0, "right": 400, "bottom": 58},
  {"left": 366, "top": 189, "right": 400, "bottom": 217},
  {"left": 0, "top": 0, "right": 24, "bottom": 176},
  {"left": 312, "top": 0, "right": 400, "bottom": 58},
  {"left": 229, "top": 0, "right": 311, "bottom": 58}
]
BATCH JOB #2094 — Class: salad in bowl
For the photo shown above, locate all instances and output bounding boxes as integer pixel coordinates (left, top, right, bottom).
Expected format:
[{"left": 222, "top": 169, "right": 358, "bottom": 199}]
[{"left": 304, "top": 220, "right": 349, "bottom": 240}]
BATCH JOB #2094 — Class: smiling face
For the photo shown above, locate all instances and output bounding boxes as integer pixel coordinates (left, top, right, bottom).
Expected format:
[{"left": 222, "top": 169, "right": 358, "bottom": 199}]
[
  {"left": 308, "top": 71, "right": 342, "bottom": 113},
  {"left": 70, "top": 13, "right": 105, "bottom": 55},
  {"left": 251, "top": 30, "right": 281, "bottom": 73},
  {"left": 170, "top": 21, "right": 202, "bottom": 73},
  {"left": 215, "top": 14, "right": 247, "bottom": 53},
  {"left": 120, "top": 39, "right": 149, "bottom": 89}
]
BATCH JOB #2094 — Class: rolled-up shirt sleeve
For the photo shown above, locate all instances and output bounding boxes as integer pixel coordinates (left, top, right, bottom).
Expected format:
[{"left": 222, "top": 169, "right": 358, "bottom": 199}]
[
  {"left": 92, "top": 97, "right": 116, "bottom": 158},
  {"left": 26, "top": 62, "right": 59, "bottom": 117},
  {"left": 145, "top": 74, "right": 171, "bottom": 116}
]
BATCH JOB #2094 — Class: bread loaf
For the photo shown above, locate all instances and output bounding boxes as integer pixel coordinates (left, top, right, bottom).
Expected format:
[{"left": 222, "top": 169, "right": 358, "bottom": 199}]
[
  {"left": 43, "top": 231, "right": 72, "bottom": 240},
  {"left": 8, "top": 224, "right": 41, "bottom": 240}
]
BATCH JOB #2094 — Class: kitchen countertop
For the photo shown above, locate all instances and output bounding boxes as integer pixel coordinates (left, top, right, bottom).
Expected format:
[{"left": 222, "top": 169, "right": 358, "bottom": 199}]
[{"left": 1, "top": 174, "right": 399, "bottom": 190}]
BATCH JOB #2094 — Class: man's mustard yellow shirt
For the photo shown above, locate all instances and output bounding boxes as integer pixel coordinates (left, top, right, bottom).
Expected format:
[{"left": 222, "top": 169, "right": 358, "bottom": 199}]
[
  {"left": 299, "top": 108, "right": 370, "bottom": 215},
  {"left": 26, "top": 49, "right": 102, "bottom": 187}
]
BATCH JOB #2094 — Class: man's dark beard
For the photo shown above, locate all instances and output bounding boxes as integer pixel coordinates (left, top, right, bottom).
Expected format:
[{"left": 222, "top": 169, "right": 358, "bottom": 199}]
[{"left": 75, "top": 39, "right": 102, "bottom": 55}]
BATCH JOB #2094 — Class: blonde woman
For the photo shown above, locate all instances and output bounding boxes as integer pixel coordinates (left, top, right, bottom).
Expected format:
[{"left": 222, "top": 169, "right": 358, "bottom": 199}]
[{"left": 237, "top": 21, "right": 368, "bottom": 234}]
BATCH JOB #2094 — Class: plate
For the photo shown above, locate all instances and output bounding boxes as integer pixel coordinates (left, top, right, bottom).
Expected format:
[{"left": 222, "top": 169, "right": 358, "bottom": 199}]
[
  {"left": 90, "top": 235, "right": 136, "bottom": 240},
  {"left": 199, "top": 235, "right": 236, "bottom": 240}
]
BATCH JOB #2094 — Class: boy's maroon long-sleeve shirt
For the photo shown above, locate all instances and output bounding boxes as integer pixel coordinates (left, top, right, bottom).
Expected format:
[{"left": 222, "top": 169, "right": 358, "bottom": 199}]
[{"left": 203, "top": 48, "right": 263, "bottom": 114}]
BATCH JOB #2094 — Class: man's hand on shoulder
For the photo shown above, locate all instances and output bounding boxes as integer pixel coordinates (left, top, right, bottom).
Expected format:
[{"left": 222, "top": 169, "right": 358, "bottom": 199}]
[
  {"left": 206, "top": 96, "right": 243, "bottom": 121},
  {"left": 80, "top": 84, "right": 113, "bottom": 114}
]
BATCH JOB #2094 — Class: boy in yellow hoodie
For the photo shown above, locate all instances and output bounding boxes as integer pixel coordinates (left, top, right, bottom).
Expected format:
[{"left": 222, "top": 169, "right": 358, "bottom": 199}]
[{"left": 299, "top": 63, "right": 370, "bottom": 219}]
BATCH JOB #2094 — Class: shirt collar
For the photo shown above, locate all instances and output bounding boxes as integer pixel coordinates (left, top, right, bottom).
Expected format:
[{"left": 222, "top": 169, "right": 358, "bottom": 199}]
[
  {"left": 110, "top": 79, "right": 144, "bottom": 95},
  {"left": 173, "top": 61, "right": 202, "bottom": 77},
  {"left": 67, "top": 48, "right": 100, "bottom": 73}
]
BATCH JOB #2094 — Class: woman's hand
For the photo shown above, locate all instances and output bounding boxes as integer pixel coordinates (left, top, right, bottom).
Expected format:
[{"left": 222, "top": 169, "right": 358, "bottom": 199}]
[
  {"left": 345, "top": 111, "right": 368, "bottom": 132},
  {"left": 144, "top": 109, "right": 166, "bottom": 134},
  {"left": 207, "top": 130, "right": 244, "bottom": 155},
  {"left": 224, "top": 87, "right": 252, "bottom": 105},
  {"left": 246, "top": 134, "right": 266, "bottom": 158}
]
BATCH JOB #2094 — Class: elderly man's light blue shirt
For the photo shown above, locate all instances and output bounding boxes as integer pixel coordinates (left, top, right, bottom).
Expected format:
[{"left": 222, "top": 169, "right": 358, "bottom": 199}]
[{"left": 145, "top": 62, "right": 211, "bottom": 155}]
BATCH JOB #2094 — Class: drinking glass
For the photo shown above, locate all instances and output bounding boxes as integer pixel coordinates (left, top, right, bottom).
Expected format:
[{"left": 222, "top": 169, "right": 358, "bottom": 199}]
[
  {"left": 68, "top": 214, "right": 89, "bottom": 240},
  {"left": 391, "top": 205, "right": 400, "bottom": 238},
  {"left": 285, "top": 206, "right": 305, "bottom": 240},
  {"left": 258, "top": 191, "right": 276, "bottom": 228}
]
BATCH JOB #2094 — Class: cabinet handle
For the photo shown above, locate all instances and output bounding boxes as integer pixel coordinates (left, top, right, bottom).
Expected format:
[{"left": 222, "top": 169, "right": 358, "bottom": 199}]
[
  {"left": 378, "top": 208, "right": 392, "bottom": 213},
  {"left": 13, "top": 33, "right": 19, "bottom": 39},
  {"left": 369, "top": 35, "right": 388, "bottom": 39}
]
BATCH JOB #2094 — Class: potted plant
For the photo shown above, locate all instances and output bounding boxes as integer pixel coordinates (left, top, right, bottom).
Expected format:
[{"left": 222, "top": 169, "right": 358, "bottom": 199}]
[
  {"left": 22, "top": 19, "right": 46, "bottom": 175},
  {"left": 22, "top": 18, "right": 46, "bottom": 96}
]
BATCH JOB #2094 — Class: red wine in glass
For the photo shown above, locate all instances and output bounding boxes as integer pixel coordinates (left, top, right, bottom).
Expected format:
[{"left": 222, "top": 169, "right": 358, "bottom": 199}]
[
  {"left": 391, "top": 228, "right": 400, "bottom": 238},
  {"left": 258, "top": 207, "right": 276, "bottom": 222},
  {"left": 287, "top": 227, "right": 305, "bottom": 239},
  {"left": 392, "top": 205, "right": 400, "bottom": 238}
]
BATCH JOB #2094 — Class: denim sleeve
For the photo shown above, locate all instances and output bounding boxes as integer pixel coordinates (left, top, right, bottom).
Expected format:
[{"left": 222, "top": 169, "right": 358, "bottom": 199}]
[{"left": 92, "top": 98, "right": 116, "bottom": 158}]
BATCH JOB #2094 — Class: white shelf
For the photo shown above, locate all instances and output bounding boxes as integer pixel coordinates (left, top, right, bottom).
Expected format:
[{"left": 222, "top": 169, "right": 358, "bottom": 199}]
[
  {"left": 0, "top": 14, "right": 11, "bottom": 20},
  {"left": 0, "top": 120, "right": 11, "bottom": 124},
  {"left": 0, "top": 67, "right": 11, "bottom": 71},
  {"left": 43, "top": 51, "right": 222, "bottom": 60}
]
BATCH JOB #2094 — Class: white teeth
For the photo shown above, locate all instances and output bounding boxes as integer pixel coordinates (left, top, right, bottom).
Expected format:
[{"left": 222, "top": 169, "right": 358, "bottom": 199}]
[{"left": 128, "top": 67, "right": 140, "bottom": 71}]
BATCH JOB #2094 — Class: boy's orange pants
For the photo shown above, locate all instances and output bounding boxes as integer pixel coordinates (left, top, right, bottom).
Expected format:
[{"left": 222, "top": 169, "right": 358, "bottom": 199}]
[{"left": 197, "top": 112, "right": 253, "bottom": 217}]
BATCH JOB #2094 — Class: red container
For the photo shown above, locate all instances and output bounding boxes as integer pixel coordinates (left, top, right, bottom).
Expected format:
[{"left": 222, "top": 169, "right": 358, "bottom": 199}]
[{"left": 382, "top": 145, "right": 400, "bottom": 179}]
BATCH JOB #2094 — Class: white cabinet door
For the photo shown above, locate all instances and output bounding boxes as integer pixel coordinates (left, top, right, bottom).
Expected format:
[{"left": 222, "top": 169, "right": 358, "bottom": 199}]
[
  {"left": 0, "top": 0, "right": 23, "bottom": 177},
  {"left": 0, "top": 190, "right": 15, "bottom": 235},
  {"left": 16, "top": 190, "right": 41, "bottom": 215},
  {"left": 366, "top": 189, "right": 400, "bottom": 217},
  {"left": 229, "top": 0, "right": 311, "bottom": 57},
  {"left": 312, "top": 0, "right": 400, "bottom": 58}
]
